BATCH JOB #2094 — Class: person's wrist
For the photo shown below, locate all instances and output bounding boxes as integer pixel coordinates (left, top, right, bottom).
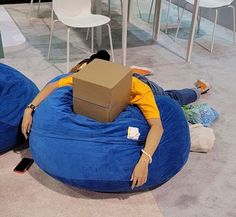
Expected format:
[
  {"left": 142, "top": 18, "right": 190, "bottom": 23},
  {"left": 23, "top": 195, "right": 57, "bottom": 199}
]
[
  {"left": 24, "top": 107, "right": 34, "bottom": 114},
  {"left": 139, "top": 154, "right": 150, "bottom": 165},
  {"left": 141, "top": 149, "right": 152, "bottom": 164},
  {"left": 26, "top": 103, "right": 37, "bottom": 112}
]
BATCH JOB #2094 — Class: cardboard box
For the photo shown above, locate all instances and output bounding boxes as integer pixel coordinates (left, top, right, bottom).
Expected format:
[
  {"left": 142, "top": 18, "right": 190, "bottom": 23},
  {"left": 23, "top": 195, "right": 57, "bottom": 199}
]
[{"left": 73, "top": 59, "right": 132, "bottom": 122}]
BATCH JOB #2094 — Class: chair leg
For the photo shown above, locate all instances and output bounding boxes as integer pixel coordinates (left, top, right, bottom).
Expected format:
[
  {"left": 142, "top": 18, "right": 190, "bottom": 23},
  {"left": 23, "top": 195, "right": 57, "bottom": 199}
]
[
  {"left": 49, "top": 3, "right": 53, "bottom": 31},
  {"left": 120, "top": 0, "right": 123, "bottom": 15},
  {"left": 91, "top": 27, "right": 94, "bottom": 53},
  {"left": 165, "top": 0, "right": 171, "bottom": 34},
  {"left": 175, "top": 3, "right": 187, "bottom": 41},
  {"left": 47, "top": 19, "right": 58, "bottom": 60},
  {"left": 210, "top": 9, "right": 218, "bottom": 53},
  {"left": 37, "top": 0, "right": 41, "bottom": 16},
  {"left": 128, "top": 0, "right": 131, "bottom": 23},
  {"left": 108, "top": 0, "right": 111, "bottom": 17},
  {"left": 197, "top": 8, "right": 201, "bottom": 34},
  {"left": 86, "top": 28, "right": 90, "bottom": 41},
  {"left": 137, "top": 0, "right": 143, "bottom": 19},
  {"left": 148, "top": 0, "right": 154, "bottom": 23},
  {"left": 66, "top": 28, "right": 71, "bottom": 73},
  {"left": 228, "top": 5, "right": 235, "bottom": 45},
  {"left": 28, "top": 0, "right": 34, "bottom": 23},
  {"left": 107, "top": 24, "right": 115, "bottom": 62},
  {"left": 177, "top": 0, "right": 180, "bottom": 20}
]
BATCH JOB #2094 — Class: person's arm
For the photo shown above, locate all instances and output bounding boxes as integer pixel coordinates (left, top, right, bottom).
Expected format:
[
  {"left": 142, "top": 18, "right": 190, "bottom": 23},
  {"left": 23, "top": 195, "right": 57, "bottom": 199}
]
[
  {"left": 131, "top": 118, "right": 163, "bottom": 189},
  {"left": 21, "top": 81, "right": 58, "bottom": 139}
]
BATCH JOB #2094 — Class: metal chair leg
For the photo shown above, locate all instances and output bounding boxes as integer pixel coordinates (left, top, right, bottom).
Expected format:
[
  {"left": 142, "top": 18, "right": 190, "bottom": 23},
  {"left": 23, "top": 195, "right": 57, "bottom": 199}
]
[
  {"left": 175, "top": 3, "right": 187, "bottom": 41},
  {"left": 108, "top": 0, "right": 111, "bottom": 17},
  {"left": 37, "top": 0, "right": 41, "bottom": 16},
  {"left": 49, "top": 3, "right": 53, "bottom": 30},
  {"left": 28, "top": 0, "right": 34, "bottom": 23},
  {"left": 148, "top": 0, "right": 154, "bottom": 23},
  {"left": 165, "top": 0, "right": 171, "bottom": 34},
  {"left": 228, "top": 5, "right": 235, "bottom": 45},
  {"left": 48, "top": 19, "right": 58, "bottom": 60},
  {"left": 86, "top": 28, "right": 90, "bottom": 41},
  {"left": 177, "top": 0, "right": 180, "bottom": 20},
  {"left": 210, "top": 9, "right": 218, "bottom": 53},
  {"left": 197, "top": 8, "right": 201, "bottom": 34},
  {"left": 67, "top": 28, "right": 71, "bottom": 73},
  {"left": 107, "top": 24, "right": 115, "bottom": 62},
  {"left": 137, "top": 0, "right": 143, "bottom": 18},
  {"left": 91, "top": 27, "right": 94, "bottom": 53}
]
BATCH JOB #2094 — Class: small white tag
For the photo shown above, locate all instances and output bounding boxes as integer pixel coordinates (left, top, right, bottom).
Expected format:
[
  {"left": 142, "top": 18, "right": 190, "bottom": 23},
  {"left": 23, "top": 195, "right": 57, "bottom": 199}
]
[{"left": 127, "top": 127, "right": 140, "bottom": 141}]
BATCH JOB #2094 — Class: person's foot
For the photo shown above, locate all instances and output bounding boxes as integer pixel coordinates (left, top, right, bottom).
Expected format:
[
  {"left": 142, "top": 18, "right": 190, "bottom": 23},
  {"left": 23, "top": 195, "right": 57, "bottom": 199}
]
[
  {"left": 131, "top": 65, "right": 153, "bottom": 76},
  {"left": 195, "top": 80, "right": 211, "bottom": 94}
]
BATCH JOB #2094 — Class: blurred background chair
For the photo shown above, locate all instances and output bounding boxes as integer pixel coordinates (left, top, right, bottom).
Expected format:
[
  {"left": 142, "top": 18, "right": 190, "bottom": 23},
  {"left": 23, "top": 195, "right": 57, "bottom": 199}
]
[
  {"left": 47, "top": 0, "right": 114, "bottom": 72},
  {"left": 175, "top": 0, "right": 235, "bottom": 52}
]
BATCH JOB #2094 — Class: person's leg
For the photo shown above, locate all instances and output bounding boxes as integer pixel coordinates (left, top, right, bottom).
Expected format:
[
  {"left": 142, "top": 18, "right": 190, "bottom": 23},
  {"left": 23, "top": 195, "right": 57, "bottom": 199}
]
[
  {"left": 165, "top": 80, "right": 211, "bottom": 105},
  {"left": 164, "top": 88, "right": 200, "bottom": 106},
  {"left": 133, "top": 73, "right": 209, "bottom": 106},
  {"left": 132, "top": 73, "right": 166, "bottom": 95}
]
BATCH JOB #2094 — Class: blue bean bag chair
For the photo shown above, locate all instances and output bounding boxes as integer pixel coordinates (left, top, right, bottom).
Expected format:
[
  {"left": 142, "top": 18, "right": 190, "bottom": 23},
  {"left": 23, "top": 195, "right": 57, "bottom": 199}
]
[
  {"left": 0, "top": 63, "right": 39, "bottom": 152},
  {"left": 30, "top": 74, "right": 190, "bottom": 192}
]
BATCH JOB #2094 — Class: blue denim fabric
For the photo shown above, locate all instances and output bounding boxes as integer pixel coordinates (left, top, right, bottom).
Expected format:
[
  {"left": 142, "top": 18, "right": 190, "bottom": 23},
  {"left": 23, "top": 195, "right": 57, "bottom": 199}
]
[{"left": 133, "top": 73, "right": 199, "bottom": 106}]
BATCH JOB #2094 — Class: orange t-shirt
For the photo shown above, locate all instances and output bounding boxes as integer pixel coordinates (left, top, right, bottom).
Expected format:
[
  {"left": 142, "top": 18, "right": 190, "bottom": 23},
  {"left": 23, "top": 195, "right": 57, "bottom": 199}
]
[{"left": 58, "top": 75, "right": 160, "bottom": 120}]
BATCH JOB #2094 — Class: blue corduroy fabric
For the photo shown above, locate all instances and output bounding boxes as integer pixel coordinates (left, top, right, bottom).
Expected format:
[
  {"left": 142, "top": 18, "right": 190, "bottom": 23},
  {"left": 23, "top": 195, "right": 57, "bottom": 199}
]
[
  {"left": 30, "top": 74, "right": 190, "bottom": 192},
  {"left": 0, "top": 63, "right": 39, "bottom": 152}
]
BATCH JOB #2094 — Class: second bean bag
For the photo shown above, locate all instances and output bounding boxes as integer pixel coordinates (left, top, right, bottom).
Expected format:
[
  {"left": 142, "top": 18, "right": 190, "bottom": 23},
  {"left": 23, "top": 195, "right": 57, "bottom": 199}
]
[{"left": 0, "top": 63, "right": 39, "bottom": 152}]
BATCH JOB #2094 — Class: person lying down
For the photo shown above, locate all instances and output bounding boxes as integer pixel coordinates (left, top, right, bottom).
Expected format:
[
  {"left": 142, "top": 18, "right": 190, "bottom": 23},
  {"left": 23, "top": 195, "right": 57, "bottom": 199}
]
[{"left": 22, "top": 50, "right": 211, "bottom": 189}]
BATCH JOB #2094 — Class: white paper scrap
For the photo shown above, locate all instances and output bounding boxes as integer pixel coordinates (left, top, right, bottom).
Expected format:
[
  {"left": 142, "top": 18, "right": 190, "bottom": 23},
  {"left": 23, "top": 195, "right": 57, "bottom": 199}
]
[{"left": 127, "top": 127, "right": 140, "bottom": 141}]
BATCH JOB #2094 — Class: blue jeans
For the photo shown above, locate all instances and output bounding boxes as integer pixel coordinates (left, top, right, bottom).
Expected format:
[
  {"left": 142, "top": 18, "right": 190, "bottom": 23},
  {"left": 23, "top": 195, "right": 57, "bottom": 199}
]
[{"left": 133, "top": 73, "right": 200, "bottom": 106}]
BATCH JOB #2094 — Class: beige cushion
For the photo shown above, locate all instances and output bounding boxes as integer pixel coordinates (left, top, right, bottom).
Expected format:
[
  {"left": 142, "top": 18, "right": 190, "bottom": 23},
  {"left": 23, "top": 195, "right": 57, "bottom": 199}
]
[{"left": 189, "top": 124, "right": 215, "bottom": 153}]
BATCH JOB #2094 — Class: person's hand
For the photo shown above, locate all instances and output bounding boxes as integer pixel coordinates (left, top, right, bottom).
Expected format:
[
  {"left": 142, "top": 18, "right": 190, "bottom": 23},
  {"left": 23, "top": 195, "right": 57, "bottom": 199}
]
[
  {"left": 21, "top": 108, "right": 33, "bottom": 139},
  {"left": 130, "top": 158, "right": 149, "bottom": 189}
]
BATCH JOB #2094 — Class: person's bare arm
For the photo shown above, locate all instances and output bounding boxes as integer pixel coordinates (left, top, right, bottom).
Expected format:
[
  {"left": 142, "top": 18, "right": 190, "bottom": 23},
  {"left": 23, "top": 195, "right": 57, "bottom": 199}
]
[
  {"left": 131, "top": 118, "right": 163, "bottom": 189},
  {"left": 21, "top": 81, "right": 58, "bottom": 139}
]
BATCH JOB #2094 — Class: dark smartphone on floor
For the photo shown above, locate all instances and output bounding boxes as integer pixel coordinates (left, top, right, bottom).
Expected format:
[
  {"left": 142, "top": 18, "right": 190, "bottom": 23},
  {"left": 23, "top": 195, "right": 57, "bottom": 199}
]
[{"left": 13, "top": 158, "right": 34, "bottom": 173}]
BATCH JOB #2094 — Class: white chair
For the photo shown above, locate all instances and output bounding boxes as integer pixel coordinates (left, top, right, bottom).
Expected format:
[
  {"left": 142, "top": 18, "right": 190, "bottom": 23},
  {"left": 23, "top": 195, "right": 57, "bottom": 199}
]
[
  {"left": 175, "top": 0, "right": 235, "bottom": 52},
  {"left": 29, "top": 0, "right": 121, "bottom": 19},
  {"left": 47, "top": 0, "right": 114, "bottom": 72}
]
